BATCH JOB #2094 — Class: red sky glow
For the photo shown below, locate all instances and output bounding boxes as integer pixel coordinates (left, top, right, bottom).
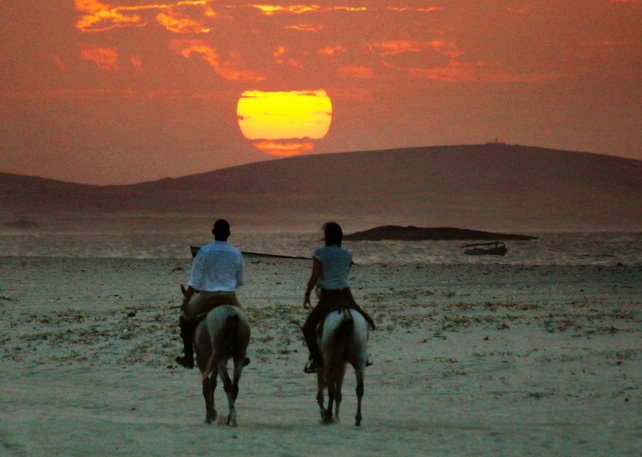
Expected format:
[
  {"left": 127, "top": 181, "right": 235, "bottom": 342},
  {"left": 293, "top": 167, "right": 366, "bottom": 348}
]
[{"left": 0, "top": 0, "right": 640, "bottom": 184}]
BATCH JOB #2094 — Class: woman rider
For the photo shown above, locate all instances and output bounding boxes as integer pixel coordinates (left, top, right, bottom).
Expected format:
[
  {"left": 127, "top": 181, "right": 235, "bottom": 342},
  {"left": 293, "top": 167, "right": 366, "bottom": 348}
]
[{"left": 302, "top": 222, "right": 375, "bottom": 373}]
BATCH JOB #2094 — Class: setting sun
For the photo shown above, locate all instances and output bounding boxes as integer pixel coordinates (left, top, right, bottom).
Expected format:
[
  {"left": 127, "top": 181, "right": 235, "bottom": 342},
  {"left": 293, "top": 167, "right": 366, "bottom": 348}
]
[{"left": 237, "top": 90, "right": 332, "bottom": 156}]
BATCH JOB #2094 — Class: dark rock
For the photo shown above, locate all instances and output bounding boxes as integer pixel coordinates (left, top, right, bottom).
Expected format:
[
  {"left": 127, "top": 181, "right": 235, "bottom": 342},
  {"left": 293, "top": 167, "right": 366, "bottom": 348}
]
[{"left": 344, "top": 225, "right": 537, "bottom": 241}]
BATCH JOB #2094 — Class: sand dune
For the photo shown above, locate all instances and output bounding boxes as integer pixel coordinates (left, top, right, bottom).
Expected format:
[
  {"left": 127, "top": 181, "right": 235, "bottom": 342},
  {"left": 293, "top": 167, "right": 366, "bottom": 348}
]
[{"left": 2, "top": 144, "right": 641, "bottom": 231}]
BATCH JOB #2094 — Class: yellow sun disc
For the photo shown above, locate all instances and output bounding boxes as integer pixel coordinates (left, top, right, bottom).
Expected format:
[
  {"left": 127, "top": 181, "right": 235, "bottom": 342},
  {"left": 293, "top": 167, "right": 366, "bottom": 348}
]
[{"left": 237, "top": 90, "right": 332, "bottom": 156}]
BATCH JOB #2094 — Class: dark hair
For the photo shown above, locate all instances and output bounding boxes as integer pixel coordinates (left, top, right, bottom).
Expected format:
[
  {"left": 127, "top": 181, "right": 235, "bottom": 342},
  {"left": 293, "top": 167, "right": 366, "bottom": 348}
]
[
  {"left": 323, "top": 222, "right": 343, "bottom": 246},
  {"left": 212, "top": 219, "right": 231, "bottom": 240}
]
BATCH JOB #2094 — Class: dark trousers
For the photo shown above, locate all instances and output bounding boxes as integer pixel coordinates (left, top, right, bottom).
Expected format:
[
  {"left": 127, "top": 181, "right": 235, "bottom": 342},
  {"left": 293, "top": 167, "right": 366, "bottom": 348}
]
[{"left": 303, "top": 302, "right": 332, "bottom": 363}]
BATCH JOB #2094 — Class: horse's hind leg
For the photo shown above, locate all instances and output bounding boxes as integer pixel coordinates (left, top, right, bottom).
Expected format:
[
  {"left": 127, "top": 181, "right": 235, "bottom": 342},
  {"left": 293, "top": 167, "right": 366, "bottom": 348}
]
[
  {"left": 334, "top": 366, "right": 346, "bottom": 422},
  {"left": 333, "top": 382, "right": 343, "bottom": 422},
  {"left": 317, "top": 374, "right": 332, "bottom": 424},
  {"left": 323, "top": 382, "right": 338, "bottom": 425},
  {"left": 202, "top": 374, "right": 217, "bottom": 424},
  {"left": 221, "top": 360, "right": 241, "bottom": 426},
  {"left": 354, "top": 367, "right": 364, "bottom": 426}
]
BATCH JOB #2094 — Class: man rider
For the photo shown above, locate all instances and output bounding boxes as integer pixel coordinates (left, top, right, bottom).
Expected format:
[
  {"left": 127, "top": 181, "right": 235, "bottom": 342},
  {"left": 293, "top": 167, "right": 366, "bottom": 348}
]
[{"left": 175, "top": 219, "right": 245, "bottom": 369}]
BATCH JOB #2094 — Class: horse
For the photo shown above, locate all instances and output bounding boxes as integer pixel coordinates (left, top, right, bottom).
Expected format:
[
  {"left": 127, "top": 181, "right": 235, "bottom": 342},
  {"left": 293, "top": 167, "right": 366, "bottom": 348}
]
[
  {"left": 316, "top": 308, "right": 369, "bottom": 426},
  {"left": 182, "top": 286, "right": 251, "bottom": 426}
]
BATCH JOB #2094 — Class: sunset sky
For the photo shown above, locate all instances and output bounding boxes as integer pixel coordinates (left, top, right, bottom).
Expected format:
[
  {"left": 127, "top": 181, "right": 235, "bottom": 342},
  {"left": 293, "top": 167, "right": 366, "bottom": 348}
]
[{"left": 1, "top": 0, "right": 641, "bottom": 184}]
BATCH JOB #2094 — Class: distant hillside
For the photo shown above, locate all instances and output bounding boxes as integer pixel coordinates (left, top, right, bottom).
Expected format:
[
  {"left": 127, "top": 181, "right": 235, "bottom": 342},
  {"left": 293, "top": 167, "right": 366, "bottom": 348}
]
[
  {"left": 344, "top": 226, "right": 537, "bottom": 241},
  {"left": 1, "top": 144, "right": 641, "bottom": 231}
]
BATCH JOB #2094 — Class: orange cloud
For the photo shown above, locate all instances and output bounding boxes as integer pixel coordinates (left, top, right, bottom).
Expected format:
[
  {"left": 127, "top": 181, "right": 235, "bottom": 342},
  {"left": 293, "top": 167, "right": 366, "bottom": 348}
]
[
  {"left": 598, "top": 39, "right": 630, "bottom": 47},
  {"left": 157, "top": 12, "right": 210, "bottom": 34},
  {"left": 387, "top": 60, "right": 560, "bottom": 84},
  {"left": 169, "top": 39, "right": 265, "bottom": 81},
  {"left": 365, "top": 40, "right": 424, "bottom": 56},
  {"left": 80, "top": 46, "right": 120, "bottom": 71},
  {"left": 285, "top": 24, "right": 323, "bottom": 32},
  {"left": 386, "top": 61, "right": 477, "bottom": 82},
  {"left": 337, "top": 65, "right": 375, "bottom": 79},
  {"left": 505, "top": 5, "right": 535, "bottom": 14},
  {"left": 74, "top": 0, "right": 212, "bottom": 33},
  {"left": 156, "top": 2, "right": 215, "bottom": 34},
  {"left": 246, "top": 4, "right": 366, "bottom": 15},
  {"left": 387, "top": 6, "right": 443, "bottom": 13},
  {"left": 365, "top": 37, "right": 559, "bottom": 85},
  {"left": 249, "top": 140, "right": 315, "bottom": 156},
  {"left": 0, "top": 89, "right": 112, "bottom": 100},
  {"left": 366, "top": 40, "right": 460, "bottom": 59},
  {"left": 249, "top": 4, "right": 322, "bottom": 15},
  {"left": 318, "top": 45, "right": 346, "bottom": 56},
  {"left": 272, "top": 46, "right": 303, "bottom": 67},
  {"left": 130, "top": 57, "right": 145, "bottom": 73},
  {"left": 54, "top": 57, "right": 67, "bottom": 70},
  {"left": 333, "top": 6, "right": 367, "bottom": 12},
  {"left": 75, "top": 0, "right": 144, "bottom": 32}
]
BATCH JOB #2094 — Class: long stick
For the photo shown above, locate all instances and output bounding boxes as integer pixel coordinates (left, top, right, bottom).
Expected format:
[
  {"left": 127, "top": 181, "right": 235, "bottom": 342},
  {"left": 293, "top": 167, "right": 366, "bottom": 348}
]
[{"left": 190, "top": 245, "right": 309, "bottom": 260}]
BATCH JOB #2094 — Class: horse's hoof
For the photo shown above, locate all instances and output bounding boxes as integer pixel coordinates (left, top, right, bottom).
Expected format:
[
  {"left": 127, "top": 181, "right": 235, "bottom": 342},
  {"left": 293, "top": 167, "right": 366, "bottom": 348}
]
[
  {"left": 227, "top": 415, "right": 238, "bottom": 427},
  {"left": 175, "top": 355, "right": 194, "bottom": 369}
]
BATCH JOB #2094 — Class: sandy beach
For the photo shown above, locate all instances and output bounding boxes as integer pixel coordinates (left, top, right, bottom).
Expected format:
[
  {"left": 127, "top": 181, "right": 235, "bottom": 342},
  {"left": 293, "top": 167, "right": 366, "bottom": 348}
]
[{"left": 1, "top": 256, "right": 640, "bottom": 456}]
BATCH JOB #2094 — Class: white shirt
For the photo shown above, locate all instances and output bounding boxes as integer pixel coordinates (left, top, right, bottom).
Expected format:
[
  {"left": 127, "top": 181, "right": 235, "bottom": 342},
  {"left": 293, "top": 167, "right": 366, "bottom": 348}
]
[
  {"left": 313, "top": 245, "right": 352, "bottom": 290},
  {"left": 188, "top": 241, "right": 244, "bottom": 292}
]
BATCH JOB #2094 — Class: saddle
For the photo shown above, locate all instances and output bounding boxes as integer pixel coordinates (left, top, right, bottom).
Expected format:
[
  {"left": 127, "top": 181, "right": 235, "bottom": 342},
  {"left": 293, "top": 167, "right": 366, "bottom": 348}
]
[
  {"left": 193, "top": 301, "right": 241, "bottom": 328},
  {"left": 316, "top": 307, "right": 354, "bottom": 338},
  {"left": 318, "top": 288, "right": 376, "bottom": 331}
]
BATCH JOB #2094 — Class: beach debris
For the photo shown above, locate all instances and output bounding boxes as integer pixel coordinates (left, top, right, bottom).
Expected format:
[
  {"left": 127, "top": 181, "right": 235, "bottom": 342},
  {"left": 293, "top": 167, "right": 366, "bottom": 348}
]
[
  {"left": 463, "top": 241, "right": 508, "bottom": 256},
  {"left": 2, "top": 218, "right": 39, "bottom": 230}
]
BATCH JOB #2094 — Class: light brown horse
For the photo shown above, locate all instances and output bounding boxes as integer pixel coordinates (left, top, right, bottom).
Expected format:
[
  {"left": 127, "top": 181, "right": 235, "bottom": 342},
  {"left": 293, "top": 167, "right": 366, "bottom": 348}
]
[
  {"left": 316, "top": 308, "right": 369, "bottom": 426},
  {"left": 182, "top": 286, "right": 251, "bottom": 426}
]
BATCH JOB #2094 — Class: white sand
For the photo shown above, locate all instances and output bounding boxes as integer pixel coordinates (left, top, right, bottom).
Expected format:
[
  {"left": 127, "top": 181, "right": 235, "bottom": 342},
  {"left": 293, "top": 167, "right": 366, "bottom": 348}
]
[{"left": 1, "top": 257, "right": 640, "bottom": 456}]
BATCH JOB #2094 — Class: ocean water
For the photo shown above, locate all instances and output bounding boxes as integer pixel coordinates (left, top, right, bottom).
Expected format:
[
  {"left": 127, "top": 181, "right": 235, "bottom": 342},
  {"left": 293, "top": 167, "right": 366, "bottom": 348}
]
[{"left": 0, "top": 231, "right": 640, "bottom": 266}]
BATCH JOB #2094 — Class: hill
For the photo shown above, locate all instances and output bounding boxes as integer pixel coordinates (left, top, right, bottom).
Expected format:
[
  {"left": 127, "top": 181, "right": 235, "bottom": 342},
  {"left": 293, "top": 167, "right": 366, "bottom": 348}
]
[
  {"left": 343, "top": 226, "right": 537, "bottom": 241},
  {"left": 1, "top": 144, "right": 641, "bottom": 231}
]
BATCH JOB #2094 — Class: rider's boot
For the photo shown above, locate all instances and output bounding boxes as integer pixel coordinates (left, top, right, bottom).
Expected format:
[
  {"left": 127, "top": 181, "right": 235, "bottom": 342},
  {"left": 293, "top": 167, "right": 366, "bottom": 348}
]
[
  {"left": 303, "top": 345, "right": 324, "bottom": 374},
  {"left": 304, "top": 358, "right": 323, "bottom": 374},
  {"left": 175, "top": 316, "right": 195, "bottom": 369}
]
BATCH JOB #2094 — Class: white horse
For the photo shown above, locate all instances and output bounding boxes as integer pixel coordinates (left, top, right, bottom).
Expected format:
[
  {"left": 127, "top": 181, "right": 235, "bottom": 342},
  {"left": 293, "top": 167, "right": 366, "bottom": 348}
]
[
  {"left": 316, "top": 308, "right": 369, "bottom": 426},
  {"left": 183, "top": 288, "right": 251, "bottom": 426}
]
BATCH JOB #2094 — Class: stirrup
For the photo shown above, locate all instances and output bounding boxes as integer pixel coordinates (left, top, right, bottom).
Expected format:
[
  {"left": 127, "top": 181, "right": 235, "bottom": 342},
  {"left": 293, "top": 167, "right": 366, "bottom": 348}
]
[
  {"left": 175, "top": 355, "right": 194, "bottom": 369},
  {"left": 304, "top": 359, "right": 322, "bottom": 374}
]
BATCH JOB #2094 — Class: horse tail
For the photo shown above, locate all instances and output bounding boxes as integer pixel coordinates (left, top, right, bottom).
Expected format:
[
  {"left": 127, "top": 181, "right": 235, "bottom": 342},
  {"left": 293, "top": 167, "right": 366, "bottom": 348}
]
[
  {"left": 338, "top": 314, "right": 353, "bottom": 361},
  {"left": 202, "top": 313, "right": 240, "bottom": 380},
  {"left": 325, "top": 311, "right": 353, "bottom": 379}
]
